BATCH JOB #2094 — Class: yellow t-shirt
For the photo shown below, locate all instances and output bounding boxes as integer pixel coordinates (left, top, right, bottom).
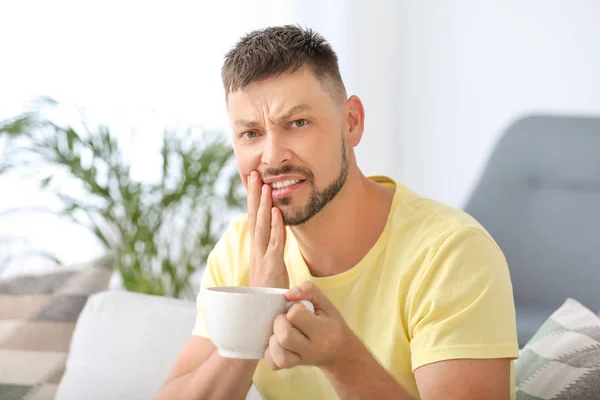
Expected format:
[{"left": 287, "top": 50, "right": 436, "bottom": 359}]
[{"left": 193, "top": 176, "right": 520, "bottom": 399}]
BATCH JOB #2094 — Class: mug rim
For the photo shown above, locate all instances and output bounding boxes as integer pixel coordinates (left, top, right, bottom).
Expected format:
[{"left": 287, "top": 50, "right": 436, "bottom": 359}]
[{"left": 205, "top": 286, "right": 288, "bottom": 295}]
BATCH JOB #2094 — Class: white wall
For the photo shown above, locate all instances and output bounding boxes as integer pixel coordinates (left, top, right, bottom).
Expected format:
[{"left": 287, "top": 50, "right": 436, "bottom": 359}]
[
  {"left": 395, "top": 1, "right": 600, "bottom": 207},
  {"left": 342, "top": 0, "right": 403, "bottom": 178}
]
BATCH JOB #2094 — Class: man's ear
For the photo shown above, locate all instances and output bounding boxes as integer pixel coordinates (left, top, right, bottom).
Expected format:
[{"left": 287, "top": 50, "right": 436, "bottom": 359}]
[{"left": 344, "top": 95, "right": 365, "bottom": 147}]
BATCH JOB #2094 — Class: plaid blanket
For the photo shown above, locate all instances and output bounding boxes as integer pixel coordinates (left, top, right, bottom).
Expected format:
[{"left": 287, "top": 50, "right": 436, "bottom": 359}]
[{"left": 0, "top": 262, "right": 112, "bottom": 400}]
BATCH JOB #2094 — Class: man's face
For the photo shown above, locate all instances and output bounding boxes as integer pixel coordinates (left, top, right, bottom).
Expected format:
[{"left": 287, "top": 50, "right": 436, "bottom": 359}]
[{"left": 227, "top": 68, "right": 348, "bottom": 226}]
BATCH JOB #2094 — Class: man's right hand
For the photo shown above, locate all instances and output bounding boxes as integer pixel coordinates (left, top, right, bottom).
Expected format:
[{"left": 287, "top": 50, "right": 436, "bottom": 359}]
[{"left": 247, "top": 170, "right": 290, "bottom": 289}]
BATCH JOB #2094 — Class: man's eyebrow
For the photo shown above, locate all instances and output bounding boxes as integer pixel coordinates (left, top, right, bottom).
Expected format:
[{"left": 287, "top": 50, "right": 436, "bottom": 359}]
[
  {"left": 234, "top": 104, "right": 315, "bottom": 128},
  {"left": 274, "top": 104, "right": 315, "bottom": 122},
  {"left": 234, "top": 118, "right": 260, "bottom": 129}
]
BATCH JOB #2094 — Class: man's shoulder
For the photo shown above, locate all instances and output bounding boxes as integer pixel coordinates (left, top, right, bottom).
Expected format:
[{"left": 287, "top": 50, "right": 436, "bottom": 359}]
[
  {"left": 390, "top": 182, "right": 496, "bottom": 247},
  {"left": 370, "top": 175, "right": 483, "bottom": 232},
  {"left": 204, "top": 214, "right": 252, "bottom": 286},
  {"left": 209, "top": 214, "right": 250, "bottom": 259},
  {"left": 387, "top": 183, "right": 509, "bottom": 294},
  {"left": 225, "top": 213, "right": 250, "bottom": 235}
]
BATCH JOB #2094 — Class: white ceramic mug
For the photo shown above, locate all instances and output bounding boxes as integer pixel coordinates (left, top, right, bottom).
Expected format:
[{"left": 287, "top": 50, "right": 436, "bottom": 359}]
[{"left": 203, "top": 286, "right": 314, "bottom": 359}]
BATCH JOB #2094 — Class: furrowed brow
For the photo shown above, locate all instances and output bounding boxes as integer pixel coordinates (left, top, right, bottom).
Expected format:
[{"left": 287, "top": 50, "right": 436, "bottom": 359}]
[
  {"left": 234, "top": 104, "right": 315, "bottom": 128},
  {"left": 274, "top": 104, "right": 314, "bottom": 123}
]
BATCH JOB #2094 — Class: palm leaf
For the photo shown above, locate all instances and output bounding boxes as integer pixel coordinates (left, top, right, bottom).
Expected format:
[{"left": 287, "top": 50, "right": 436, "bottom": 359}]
[{"left": 0, "top": 98, "right": 242, "bottom": 298}]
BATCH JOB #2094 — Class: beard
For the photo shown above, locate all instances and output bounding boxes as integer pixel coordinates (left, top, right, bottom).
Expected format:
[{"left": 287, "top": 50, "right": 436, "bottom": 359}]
[{"left": 260, "top": 138, "right": 349, "bottom": 226}]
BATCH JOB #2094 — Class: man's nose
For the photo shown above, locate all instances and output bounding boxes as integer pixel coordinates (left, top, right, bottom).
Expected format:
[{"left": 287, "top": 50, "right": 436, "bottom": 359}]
[{"left": 261, "top": 133, "right": 292, "bottom": 167}]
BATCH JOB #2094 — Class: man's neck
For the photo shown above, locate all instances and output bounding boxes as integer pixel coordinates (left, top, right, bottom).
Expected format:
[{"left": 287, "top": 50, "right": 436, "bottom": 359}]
[{"left": 290, "top": 171, "right": 395, "bottom": 278}]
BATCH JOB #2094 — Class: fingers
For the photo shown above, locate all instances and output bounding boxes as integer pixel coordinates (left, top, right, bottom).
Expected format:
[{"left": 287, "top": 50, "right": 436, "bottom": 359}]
[
  {"left": 264, "top": 333, "right": 301, "bottom": 371},
  {"left": 286, "top": 302, "right": 319, "bottom": 339},
  {"left": 254, "top": 183, "right": 272, "bottom": 252},
  {"left": 273, "top": 313, "right": 310, "bottom": 353},
  {"left": 247, "top": 171, "right": 261, "bottom": 240},
  {"left": 263, "top": 347, "right": 280, "bottom": 371},
  {"left": 268, "top": 207, "right": 285, "bottom": 255},
  {"left": 285, "top": 281, "right": 328, "bottom": 308}
]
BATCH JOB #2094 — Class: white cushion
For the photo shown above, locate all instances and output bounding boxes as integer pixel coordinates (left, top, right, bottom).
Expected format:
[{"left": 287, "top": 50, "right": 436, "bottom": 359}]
[{"left": 56, "top": 290, "right": 261, "bottom": 400}]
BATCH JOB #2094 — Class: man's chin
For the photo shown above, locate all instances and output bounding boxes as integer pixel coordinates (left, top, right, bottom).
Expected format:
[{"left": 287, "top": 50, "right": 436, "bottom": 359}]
[
  {"left": 281, "top": 206, "right": 318, "bottom": 227},
  {"left": 274, "top": 197, "right": 315, "bottom": 226},
  {"left": 282, "top": 215, "right": 304, "bottom": 227},
  {"left": 279, "top": 207, "right": 301, "bottom": 226}
]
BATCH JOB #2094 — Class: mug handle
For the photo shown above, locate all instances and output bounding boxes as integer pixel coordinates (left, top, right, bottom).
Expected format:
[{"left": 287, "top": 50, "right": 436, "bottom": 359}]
[{"left": 286, "top": 300, "right": 315, "bottom": 313}]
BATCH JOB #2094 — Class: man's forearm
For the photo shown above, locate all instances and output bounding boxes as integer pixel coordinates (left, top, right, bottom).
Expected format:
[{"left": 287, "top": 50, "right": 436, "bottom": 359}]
[
  {"left": 320, "top": 336, "right": 414, "bottom": 400},
  {"left": 157, "top": 350, "right": 258, "bottom": 400}
]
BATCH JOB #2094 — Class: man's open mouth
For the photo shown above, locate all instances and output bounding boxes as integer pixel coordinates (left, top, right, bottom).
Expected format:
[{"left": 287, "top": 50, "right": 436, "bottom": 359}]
[{"left": 269, "top": 179, "right": 304, "bottom": 190}]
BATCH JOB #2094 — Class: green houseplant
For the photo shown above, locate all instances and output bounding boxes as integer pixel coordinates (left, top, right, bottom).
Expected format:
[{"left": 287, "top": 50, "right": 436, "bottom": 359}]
[{"left": 0, "top": 99, "right": 244, "bottom": 299}]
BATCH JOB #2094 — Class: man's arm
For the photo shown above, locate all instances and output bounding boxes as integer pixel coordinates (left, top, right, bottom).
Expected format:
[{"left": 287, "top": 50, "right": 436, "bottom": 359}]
[
  {"left": 321, "top": 301, "right": 512, "bottom": 400},
  {"left": 414, "top": 358, "right": 511, "bottom": 399},
  {"left": 320, "top": 333, "right": 414, "bottom": 400},
  {"left": 321, "top": 333, "right": 511, "bottom": 400},
  {"left": 156, "top": 336, "right": 257, "bottom": 400}
]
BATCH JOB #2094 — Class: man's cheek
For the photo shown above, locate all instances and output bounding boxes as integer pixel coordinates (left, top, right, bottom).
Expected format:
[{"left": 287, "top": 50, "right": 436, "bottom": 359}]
[
  {"left": 238, "top": 167, "right": 254, "bottom": 191},
  {"left": 235, "top": 153, "right": 262, "bottom": 188},
  {"left": 238, "top": 172, "right": 248, "bottom": 190}
]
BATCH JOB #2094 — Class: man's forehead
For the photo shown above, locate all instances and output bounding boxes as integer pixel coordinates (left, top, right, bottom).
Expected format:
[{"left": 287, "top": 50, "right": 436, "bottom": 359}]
[{"left": 229, "top": 69, "right": 319, "bottom": 100}]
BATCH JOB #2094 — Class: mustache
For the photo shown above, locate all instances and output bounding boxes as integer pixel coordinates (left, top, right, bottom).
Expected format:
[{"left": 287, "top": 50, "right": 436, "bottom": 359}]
[{"left": 259, "top": 164, "right": 315, "bottom": 182}]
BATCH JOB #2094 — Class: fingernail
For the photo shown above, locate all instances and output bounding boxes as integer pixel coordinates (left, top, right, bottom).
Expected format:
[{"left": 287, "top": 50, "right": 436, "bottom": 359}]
[
  {"left": 271, "top": 208, "right": 277, "bottom": 219},
  {"left": 250, "top": 171, "right": 257, "bottom": 183},
  {"left": 288, "top": 288, "right": 300, "bottom": 297},
  {"left": 262, "top": 184, "right": 268, "bottom": 195}
]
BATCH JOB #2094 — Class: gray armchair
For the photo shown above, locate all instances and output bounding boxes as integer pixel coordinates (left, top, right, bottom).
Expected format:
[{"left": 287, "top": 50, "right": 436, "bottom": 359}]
[{"left": 464, "top": 115, "right": 600, "bottom": 347}]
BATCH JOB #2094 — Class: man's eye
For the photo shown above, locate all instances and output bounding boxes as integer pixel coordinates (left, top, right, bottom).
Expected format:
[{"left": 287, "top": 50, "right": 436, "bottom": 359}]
[
  {"left": 290, "top": 119, "right": 309, "bottom": 129},
  {"left": 242, "top": 131, "right": 258, "bottom": 139}
]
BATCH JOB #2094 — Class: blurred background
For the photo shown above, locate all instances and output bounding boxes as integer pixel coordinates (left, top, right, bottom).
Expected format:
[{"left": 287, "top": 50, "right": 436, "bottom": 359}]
[
  {"left": 1, "top": 2, "right": 600, "bottom": 398},
  {"left": 1, "top": 0, "right": 599, "bottom": 295}
]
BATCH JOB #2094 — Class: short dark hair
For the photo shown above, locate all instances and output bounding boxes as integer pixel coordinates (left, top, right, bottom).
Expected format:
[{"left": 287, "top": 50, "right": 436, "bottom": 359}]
[{"left": 222, "top": 25, "right": 347, "bottom": 102}]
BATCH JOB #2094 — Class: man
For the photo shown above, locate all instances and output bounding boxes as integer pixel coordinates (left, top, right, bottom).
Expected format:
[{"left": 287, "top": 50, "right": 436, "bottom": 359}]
[{"left": 158, "top": 25, "right": 519, "bottom": 400}]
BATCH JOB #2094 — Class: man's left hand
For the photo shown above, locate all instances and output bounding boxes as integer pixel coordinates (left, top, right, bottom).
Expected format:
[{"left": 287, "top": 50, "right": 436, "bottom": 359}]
[{"left": 264, "top": 280, "right": 357, "bottom": 370}]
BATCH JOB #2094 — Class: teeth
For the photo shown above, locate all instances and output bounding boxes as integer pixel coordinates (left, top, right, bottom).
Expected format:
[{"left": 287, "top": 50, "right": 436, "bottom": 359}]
[{"left": 270, "top": 179, "right": 301, "bottom": 189}]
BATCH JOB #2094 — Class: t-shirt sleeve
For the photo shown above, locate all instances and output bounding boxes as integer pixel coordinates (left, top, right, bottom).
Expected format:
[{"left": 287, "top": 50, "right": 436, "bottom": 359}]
[
  {"left": 191, "top": 255, "right": 219, "bottom": 338},
  {"left": 407, "top": 227, "right": 520, "bottom": 371},
  {"left": 191, "top": 215, "right": 250, "bottom": 338}
]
